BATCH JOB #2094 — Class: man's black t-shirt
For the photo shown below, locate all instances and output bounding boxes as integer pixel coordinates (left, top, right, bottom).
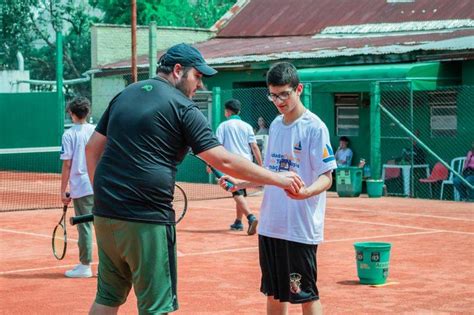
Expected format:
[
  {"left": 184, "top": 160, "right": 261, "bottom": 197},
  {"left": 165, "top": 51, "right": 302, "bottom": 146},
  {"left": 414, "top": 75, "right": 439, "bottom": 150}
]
[{"left": 93, "top": 77, "right": 220, "bottom": 224}]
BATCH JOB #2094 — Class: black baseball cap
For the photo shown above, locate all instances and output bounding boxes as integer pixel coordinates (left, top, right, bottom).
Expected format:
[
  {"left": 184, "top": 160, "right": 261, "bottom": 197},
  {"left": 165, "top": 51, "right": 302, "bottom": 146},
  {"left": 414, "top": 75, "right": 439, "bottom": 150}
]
[
  {"left": 224, "top": 99, "right": 241, "bottom": 112},
  {"left": 159, "top": 43, "right": 217, "bottom": 77}
]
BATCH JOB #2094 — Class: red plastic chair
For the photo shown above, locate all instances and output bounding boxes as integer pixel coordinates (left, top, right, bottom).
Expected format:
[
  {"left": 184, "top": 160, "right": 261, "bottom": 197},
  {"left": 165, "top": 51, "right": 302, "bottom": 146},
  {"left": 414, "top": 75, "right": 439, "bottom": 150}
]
[
  {"left": 384, "top": 160, "right": 400, "bottom": 180},
  {"left": 384, "top": 167, "right": 401, "bottom": 180},
  {"left": 419, "top": 162, "right": 449, "bottom": 198}
]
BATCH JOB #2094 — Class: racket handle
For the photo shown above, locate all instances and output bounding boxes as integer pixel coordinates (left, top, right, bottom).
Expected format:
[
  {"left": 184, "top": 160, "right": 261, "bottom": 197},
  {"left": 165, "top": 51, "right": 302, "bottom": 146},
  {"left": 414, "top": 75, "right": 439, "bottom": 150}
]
[
  {"left": 209, "top": 167, "right": 235, "bottom": 191},
  {"left": 70, "top": 214, "right": 94, "bottom": 225}
]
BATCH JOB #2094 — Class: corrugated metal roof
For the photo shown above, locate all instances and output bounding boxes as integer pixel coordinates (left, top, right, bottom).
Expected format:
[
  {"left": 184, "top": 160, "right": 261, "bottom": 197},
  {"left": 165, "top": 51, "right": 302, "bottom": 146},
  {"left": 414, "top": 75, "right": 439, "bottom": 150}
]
[
  {"left": 217, "top": 0, "right": 474, "bottom": 37},
  {"left": 318, "top": 20, "right": 474, "bottom": 37},
  {"left": 99, "top": 30, "right": 474, "bottom": 70}
]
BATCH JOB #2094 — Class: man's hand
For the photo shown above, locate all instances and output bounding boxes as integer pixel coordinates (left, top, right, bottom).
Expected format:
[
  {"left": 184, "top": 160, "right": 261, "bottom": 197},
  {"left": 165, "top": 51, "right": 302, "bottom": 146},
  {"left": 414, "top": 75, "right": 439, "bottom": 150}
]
[{"left": 279, "top": 172, "right": 304, "bottom": 195}]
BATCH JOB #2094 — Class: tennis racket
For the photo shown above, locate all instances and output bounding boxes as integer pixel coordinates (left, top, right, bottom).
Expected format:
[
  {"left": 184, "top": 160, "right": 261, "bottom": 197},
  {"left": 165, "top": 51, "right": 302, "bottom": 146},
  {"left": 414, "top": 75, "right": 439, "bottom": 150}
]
[
  {"left": 190, "top": 154, "right": 234, "bottom": 191},
  {"left": 52, "top": 192, "right": 69, "bottom": 260},
  {"left": 70, "top": 184, "right": 188, "bottom": 225}
]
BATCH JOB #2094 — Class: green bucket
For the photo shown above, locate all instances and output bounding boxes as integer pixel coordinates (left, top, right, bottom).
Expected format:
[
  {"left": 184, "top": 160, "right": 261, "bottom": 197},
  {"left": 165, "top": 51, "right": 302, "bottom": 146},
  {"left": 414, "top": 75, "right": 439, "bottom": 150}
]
[
  {"left": 336, "top": 167, "right": 363, "bottom": 197},
  {"left": 366, "top": 179, "right": 384, "bottom": 198},
  {"left": 354, "top": 242, "right": 392, "bottom": 285}
]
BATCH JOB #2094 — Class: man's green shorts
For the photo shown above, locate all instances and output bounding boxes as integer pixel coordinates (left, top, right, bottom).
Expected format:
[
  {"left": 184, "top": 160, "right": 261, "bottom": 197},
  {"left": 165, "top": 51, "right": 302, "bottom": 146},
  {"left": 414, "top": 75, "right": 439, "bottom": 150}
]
[{"left": 94, "top": 216, "right": 178, "bottom": 314}]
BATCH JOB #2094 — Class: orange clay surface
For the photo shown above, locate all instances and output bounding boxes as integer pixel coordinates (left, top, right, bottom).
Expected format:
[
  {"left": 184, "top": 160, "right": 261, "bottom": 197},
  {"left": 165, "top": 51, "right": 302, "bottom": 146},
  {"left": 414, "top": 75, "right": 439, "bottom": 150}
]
[{"left": 1, "top": 192, "right": 473, "bottom": 314}]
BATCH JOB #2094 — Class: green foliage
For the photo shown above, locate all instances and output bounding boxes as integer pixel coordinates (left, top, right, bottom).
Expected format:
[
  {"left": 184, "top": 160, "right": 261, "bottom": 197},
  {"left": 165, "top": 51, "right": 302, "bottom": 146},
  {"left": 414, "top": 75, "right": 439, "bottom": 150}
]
[
  {"left": 1, "top": 0, "right": 38, "bottom": 70},
  {"left": 1, "top": 1, "right": 99, "bottom": 97},
  {"left": 1, "top": 0, "right": 234, "bottom": 97},
  {"left": 90, "top": 0, "right": 234, "bottom": 28}
]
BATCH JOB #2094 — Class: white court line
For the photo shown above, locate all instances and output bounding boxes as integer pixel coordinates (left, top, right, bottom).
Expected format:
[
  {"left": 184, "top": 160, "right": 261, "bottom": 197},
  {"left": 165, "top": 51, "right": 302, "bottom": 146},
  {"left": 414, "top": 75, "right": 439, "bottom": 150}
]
[
  {"left": 179, "top": 230, "right": 444, "bottom": 257},
  {"left": 0, "top": 229, "right": 461, "bottom": 275},
  {"left": 327, "top": 218, "right": 474, "bottom": 235},
  {"left": 0, "top": 262, "right": 98, "bottom": 275},
  {"left": 181, "top": 246, "right": 258, "bottom": 257},
  {"left": 324, "top": 230, "right": 443, "bottom": 243},
  {"left": 0, "top": 228, "right": 79, "bottom": 243},
  {"left": 328, "top": 206, "right": 474, "bottom": 222}
]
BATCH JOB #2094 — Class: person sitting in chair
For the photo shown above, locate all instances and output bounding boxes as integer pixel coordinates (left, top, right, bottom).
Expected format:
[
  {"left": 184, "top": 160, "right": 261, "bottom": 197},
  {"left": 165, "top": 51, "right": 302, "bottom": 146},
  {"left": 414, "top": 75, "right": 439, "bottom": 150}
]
[{"left": 335, "top": 136, "right": 353, "bottom": 167}]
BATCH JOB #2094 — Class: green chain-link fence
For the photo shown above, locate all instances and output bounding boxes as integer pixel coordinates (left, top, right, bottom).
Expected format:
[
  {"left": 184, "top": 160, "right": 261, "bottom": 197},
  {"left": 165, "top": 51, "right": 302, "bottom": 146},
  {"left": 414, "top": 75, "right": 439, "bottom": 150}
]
[{"left": 379, "top": 82, "right": 473, "bottom": 201}]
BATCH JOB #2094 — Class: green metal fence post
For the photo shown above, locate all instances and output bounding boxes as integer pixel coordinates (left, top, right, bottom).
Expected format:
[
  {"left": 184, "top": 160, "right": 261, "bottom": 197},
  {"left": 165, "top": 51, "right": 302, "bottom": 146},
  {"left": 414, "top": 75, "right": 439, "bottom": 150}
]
[
  {"left": 370, "top": 82, "right": 381, "bottom": 180},
  {"left": 212, "top": 87, "right": 222, "bottom": 132},
  {"left": 56, "top": 31, "right": 64, "bottom": 139},
  {"left": 148, "top": 21, "right": 157, "bottom": 79},
  {"left": 302, "top": 83, "right": 312, "bottom": 111}
]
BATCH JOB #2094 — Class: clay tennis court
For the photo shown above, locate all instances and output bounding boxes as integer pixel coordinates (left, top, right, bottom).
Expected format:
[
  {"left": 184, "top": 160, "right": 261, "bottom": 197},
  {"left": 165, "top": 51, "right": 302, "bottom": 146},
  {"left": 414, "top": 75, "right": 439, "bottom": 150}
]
[{"left": 0, "top": 193, "right": 473, "bottom": 314}]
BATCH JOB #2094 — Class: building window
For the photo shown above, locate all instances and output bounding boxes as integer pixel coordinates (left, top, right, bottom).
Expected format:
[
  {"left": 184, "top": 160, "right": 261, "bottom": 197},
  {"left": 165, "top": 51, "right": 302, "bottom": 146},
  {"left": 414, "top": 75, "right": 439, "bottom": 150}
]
[
  {"left": 335, "top": 94, "right": 360, "bottom": 136},
  {"left": 429, "top": 91, "right": 457, "bottom": 137}
]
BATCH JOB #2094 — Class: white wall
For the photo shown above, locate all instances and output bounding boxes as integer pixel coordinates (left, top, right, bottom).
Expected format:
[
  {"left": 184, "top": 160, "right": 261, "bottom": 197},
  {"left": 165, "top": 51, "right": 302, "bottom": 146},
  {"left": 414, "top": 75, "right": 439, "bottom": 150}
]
[
  {"left": 0, "top": 71, "right": 30, "bottom": 93},
  {"left": 91, "top": 24, "right": 215, "bottom": 67},
  {"left": 91, "top": 75, "right": 126, "bottom": 122}
]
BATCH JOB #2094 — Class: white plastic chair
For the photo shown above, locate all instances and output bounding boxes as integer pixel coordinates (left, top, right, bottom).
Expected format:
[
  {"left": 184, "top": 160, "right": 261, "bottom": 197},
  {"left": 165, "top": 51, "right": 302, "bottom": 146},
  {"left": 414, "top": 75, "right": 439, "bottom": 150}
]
[{"left": 440, "top": 157, "right": 465, "bottom": 201}]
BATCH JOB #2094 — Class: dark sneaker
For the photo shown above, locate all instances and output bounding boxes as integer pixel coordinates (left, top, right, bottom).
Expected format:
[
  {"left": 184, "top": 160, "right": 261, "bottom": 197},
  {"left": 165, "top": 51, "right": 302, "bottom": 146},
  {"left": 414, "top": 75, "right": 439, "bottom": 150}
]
[
  {"left": 230, "top": 220, "right": 244, "bottom": 231},
  {"left": 247, "top": 215, "right": 258, "bottom": 236}
]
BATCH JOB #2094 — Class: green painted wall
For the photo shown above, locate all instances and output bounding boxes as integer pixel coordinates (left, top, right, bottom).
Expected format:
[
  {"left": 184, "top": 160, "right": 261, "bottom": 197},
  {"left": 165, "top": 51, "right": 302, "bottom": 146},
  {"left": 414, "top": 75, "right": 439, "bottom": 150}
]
[
  {"left": 0, "top": 92, "right": 62, "bottom": 172},
  {"left": 462, "top": 60, "right": 474, "bottom": 85}
]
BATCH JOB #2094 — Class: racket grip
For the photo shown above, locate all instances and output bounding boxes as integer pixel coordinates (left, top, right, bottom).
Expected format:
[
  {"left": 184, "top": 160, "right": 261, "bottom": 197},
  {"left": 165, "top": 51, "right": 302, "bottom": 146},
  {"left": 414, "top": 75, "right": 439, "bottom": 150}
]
[
  {"left": 210, "top": 168, "right": 235, "bottom": 191},
  {"left": 70, "top": 214, "right": 94, "bottom": 225}
]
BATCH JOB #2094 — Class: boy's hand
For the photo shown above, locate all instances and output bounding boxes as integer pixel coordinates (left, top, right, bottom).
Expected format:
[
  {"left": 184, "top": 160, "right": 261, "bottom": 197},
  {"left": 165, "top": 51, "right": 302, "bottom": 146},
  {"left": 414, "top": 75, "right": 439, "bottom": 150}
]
[
  {"left": 285, "top": 187, "right": 312, "bottom": 200},
  {"left": 61, "top": 192, "right": 71, "bottom": 205}
]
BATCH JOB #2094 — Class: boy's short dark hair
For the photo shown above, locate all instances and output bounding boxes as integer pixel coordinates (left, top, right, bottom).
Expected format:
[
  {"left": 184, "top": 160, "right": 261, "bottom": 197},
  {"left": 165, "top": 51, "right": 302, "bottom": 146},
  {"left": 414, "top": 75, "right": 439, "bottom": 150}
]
[
  {"left": 339, "top": 136, "right": 350, "bottom": 143},
  {"left": 266, "top": 62, "right": 300, "bottom": 88},
  {"left": 224, "top": 99, "right": 241, "bottom": 114},
  {"left": 67, "top": 96, "right": 91, "bottom": 120}
]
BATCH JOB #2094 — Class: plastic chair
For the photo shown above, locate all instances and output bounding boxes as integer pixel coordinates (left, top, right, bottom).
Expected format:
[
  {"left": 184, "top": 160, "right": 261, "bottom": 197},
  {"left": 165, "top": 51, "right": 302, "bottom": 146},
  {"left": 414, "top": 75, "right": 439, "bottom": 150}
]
[
  {"left": 419, "top": 162, "right": 449, "bottom": 198},
  {"left": 384, "top": 167, "right": 401, "bottom": 180},
  {"left": 440, "top": 157, "right": 465, "bottom": 201},
  {"left": 382, "top": 160, "right": 401, "bottom": 196}
]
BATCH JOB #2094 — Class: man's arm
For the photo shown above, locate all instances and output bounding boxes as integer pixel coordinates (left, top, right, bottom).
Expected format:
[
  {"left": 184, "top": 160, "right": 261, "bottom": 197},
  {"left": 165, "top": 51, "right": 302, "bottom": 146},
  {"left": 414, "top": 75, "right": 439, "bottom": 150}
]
[
  {"left": 250, "top": 142, "right": 263, "bottom": 166},
  {"left": 85, "top": 131, "right": 107, "bottom": 185},
  {"left": 198, "top": 146, "right": 303, "bottom": 194},
  {"left": 285, "top": 170, "right": 333, "bottom": 200}
]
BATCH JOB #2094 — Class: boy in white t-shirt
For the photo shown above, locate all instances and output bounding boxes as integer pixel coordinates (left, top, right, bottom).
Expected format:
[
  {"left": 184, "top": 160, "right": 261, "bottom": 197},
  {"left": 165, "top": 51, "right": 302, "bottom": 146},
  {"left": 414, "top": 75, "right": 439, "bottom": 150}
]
[
  {"left": 216, "top": 99, "right": 263, "bottom": 235},
  {"left": 60, "top": 97, "right": 96, "bottom": 278},
  {"left": 220, "top": 62, "right": 336, "bottom": 315}
]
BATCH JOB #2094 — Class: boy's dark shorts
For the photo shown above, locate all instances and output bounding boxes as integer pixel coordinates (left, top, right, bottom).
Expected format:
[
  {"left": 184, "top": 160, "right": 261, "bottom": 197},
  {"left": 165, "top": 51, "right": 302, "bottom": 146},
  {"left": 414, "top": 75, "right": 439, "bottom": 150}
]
[
  {"left": 259, "top": 235, "right": 319, "bottom": 304},
  {"left": 232, "top": 189, "right": 247, "bottom": 197}
]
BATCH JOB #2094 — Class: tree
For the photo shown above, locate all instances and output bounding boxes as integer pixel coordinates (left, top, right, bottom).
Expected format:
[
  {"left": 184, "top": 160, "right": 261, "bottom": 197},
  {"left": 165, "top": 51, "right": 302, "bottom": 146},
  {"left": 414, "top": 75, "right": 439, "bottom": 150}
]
[
  {"left": 1, "top": 0, "right": 99, "bottom": 97},
  {"left": 1, "top": 0, "right": 235, "bottom": 96},
  {"left": 89, "top": 0, "right": 235, "bottom": 28}
]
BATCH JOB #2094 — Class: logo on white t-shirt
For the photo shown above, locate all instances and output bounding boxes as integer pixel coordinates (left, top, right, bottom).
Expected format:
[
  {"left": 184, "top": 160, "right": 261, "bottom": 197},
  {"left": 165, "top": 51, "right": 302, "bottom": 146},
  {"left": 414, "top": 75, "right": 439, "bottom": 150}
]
[
  {"left": 293, "top": 141, "right": 302, "bottom": 152},
  {"left": 322, "top": 144, "right": 335, "bottom": 163}
]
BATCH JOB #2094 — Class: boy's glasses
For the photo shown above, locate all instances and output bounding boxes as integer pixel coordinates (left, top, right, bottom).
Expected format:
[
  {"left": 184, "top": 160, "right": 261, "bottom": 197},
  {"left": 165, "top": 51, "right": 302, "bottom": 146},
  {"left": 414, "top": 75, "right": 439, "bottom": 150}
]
[{"left": 267, "top": 88, "right": 295, "bottom": 102}]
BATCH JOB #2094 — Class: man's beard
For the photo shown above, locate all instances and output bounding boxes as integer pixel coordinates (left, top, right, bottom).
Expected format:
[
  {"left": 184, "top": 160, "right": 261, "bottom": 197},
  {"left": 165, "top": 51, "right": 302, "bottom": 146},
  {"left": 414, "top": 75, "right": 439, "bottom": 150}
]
[
  {"left": 175, "top": 71, "right": 192, "bottom": 99},
  {"left": 175, "top": 79, "right": 189, "bottom": 98}
]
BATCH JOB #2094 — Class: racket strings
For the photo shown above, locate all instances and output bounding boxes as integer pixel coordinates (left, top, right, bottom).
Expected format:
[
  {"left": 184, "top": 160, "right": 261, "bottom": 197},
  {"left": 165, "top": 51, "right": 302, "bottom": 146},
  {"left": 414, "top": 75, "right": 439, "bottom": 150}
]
[{"left": 52, "top": 223, "right": 66, "bottom": 259}]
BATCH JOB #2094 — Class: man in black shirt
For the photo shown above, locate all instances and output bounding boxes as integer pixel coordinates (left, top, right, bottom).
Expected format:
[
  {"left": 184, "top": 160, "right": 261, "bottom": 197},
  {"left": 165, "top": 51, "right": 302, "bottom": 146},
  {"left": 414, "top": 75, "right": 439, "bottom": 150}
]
[{"left": 86, "top": 43, "right": 303, "bottom": 315}]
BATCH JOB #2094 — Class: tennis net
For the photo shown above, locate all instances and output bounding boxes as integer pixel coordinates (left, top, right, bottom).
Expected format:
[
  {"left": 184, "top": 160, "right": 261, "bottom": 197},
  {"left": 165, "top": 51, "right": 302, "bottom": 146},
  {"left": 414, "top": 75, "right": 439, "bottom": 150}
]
[
  {"left": 0, "top": 147, "right": 259, "bottom": 212},
  {"left": 0, "top": 147, "right": 62, "bottom": 212}
]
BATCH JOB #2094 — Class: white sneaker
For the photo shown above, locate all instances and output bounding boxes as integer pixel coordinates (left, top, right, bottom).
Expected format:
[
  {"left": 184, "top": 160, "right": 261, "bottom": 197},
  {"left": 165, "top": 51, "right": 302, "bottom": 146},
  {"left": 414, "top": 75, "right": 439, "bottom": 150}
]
[{"left": 65, "top": 263, "right": 92, "bottom": 278}]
